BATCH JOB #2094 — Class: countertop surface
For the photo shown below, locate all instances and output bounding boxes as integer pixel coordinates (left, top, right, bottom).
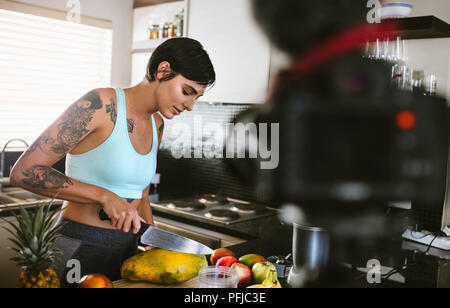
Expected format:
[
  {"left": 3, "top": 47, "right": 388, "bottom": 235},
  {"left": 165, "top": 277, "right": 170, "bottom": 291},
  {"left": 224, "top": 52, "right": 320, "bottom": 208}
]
[
  {"left": 115, "top": 221, "right": 450, "bottom": 288},
  {"left": 228, "top": 229, "right": 450, "bottom": 288},
  {"left": 114, "top": 277, "right": 200, "bottom": 288},
  {"left": 2, "top": 191, "right": 448, "bottom": 288}
]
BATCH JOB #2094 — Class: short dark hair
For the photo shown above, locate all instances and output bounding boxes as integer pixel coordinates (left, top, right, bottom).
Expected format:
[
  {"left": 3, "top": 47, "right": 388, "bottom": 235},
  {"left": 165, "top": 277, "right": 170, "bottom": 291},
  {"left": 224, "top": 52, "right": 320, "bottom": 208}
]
[{"left": 146, "top": 37, "right": 216, "bottom": 87}]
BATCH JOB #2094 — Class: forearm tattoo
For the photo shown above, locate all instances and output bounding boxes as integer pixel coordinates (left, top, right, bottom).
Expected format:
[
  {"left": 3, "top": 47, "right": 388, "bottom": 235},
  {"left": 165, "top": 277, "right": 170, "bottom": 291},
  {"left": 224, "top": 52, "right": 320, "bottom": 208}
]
[
  {"left": 51, "top": 90, "right": 103, "bottom": 154},
  {"left": 22, "top": 165, "right": 73, "bottom": 189}
]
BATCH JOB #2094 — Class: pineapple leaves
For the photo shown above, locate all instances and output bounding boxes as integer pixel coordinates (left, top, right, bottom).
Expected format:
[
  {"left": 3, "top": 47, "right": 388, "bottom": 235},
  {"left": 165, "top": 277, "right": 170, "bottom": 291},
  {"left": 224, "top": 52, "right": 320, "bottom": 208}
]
[
  {"left": 1, "top": 197, "right": 63, "bottom": 274},
  {"left": 32, "top": 204, "right": 44, "bottom": 238}
]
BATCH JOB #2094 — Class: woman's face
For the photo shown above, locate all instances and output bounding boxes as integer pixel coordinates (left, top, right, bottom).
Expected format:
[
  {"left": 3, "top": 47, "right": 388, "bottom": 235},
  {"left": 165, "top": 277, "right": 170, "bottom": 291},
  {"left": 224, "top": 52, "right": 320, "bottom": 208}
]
[{"left": 155, "top": 63, "right": 207, "bottom": 119}]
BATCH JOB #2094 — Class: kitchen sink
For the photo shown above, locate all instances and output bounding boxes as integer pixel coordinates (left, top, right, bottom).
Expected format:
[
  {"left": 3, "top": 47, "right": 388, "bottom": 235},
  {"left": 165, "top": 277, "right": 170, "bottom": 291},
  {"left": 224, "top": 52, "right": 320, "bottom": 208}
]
[
  {"left": 0, "top": 195, "right": 16, "bottom": 205},
  {"left": 0, "top": 187, "right": 63, "bottom": 210}
]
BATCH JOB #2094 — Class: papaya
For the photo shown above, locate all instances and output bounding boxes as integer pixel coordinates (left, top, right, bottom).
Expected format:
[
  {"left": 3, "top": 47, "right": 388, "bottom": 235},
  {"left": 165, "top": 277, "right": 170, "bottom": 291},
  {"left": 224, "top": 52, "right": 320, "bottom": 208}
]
[{"left": 120, "top": 248, "right": 208, "bottom": 285}]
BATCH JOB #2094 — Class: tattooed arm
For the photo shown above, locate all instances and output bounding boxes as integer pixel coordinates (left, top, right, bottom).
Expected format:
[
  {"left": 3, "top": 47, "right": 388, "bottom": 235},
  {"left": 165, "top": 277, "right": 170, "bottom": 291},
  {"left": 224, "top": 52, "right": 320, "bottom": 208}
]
[
  {"left": 10, "top": 90, "right": 110, "bottom": 203},
  {"left": 10, "top": 89, "right": 143, "bottom": 233}
]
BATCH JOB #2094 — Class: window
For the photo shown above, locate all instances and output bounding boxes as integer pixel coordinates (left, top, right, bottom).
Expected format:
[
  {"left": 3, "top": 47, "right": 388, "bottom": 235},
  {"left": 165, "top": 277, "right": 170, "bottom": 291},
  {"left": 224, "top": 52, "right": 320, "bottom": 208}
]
[{"left": 0, "top": 2, "right": 112, "bottom": 150}]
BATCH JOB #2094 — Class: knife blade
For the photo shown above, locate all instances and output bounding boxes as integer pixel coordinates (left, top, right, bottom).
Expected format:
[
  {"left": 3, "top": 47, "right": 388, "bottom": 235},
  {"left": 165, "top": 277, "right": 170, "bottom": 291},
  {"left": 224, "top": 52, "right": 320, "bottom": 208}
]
[{"left": 99, "top": 210, "right": 214, "bottom": 255}]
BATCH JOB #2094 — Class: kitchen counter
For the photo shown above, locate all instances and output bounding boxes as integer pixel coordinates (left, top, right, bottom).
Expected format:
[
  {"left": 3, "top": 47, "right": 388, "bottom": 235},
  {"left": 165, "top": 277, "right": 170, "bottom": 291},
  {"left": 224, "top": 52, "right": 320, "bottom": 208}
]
[
  {"left": 227, "top": 229, "right": 450, "bottom": 288},
  {"left": 114, "top": 225, "right": 450, "bottom": 288},
  {"left": 114, "top": 277, "right": 200, "bottom": 288}
]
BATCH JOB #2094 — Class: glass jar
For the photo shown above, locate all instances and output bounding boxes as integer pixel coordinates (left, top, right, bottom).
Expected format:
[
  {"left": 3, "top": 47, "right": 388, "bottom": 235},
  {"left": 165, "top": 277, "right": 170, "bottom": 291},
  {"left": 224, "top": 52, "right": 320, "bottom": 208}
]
[
  {"left": 198, "top": 266, "right": 238, "bottom": 288},
  {"left": 162, "top": 23, "right": 169, "bottom": 38},
  {"left": 169, "top": 23, "right": 177, "bottom": 38},
  {"left": 174, "top": 12, "right": 184, "bottom": 37},
  {"left": 149, "top": 25, "right": 160, "bottom": 39}
]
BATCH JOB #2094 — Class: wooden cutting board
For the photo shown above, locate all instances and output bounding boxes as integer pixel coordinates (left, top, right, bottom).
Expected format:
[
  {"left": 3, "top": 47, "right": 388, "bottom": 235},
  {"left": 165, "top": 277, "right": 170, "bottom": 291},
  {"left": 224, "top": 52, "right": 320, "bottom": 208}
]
[{"left": 113, "top": 277, "right": 199, "bottom": 288}]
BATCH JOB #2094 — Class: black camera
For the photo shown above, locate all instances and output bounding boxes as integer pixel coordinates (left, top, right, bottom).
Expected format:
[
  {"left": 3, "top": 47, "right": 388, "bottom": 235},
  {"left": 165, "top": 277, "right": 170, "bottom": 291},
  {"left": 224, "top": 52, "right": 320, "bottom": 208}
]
[{"left": 226, "top": 55, "right": 449, "bottom": 220}]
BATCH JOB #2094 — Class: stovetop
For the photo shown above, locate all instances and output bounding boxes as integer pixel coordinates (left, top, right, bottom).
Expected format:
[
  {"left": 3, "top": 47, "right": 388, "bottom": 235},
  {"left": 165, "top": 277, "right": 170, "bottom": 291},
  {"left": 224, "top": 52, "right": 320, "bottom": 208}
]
[{"left": 151, "top": 194, "right": 278, "bottom": 225}]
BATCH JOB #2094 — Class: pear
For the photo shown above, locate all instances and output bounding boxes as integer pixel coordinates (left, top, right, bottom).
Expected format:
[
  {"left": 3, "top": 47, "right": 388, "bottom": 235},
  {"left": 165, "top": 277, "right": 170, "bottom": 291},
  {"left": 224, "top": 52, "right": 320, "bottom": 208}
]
[
  {"left": 252, "top": 261, "right": 277, "bottom": 284},
  {"left": 247, "top": 269, "right": 282, "bottom": 288}
]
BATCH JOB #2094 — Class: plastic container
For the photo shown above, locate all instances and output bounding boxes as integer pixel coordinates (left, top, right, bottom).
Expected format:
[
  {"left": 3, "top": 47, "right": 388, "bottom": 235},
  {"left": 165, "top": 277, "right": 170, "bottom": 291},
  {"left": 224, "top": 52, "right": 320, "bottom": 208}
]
[
  {"left": 381, "top": 2, "right": 413, "bottom": 19},
  {"left": 198, "top": 266, "right": 239, "bottom": 288}
]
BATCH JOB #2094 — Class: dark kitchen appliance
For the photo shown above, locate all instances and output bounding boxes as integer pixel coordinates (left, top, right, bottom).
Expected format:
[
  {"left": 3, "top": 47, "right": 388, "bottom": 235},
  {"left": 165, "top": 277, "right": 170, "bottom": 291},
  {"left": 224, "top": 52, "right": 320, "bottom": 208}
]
[{"left": 150, "top": 194, "right": 280, "bottom": 239}]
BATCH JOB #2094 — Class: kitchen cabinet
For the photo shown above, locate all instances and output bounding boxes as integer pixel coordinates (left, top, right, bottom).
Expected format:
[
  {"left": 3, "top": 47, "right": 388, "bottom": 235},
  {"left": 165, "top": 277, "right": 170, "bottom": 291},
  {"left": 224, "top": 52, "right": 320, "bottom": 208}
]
[{"left": 186, "top": 0, "right": 272, "bottom": 104}]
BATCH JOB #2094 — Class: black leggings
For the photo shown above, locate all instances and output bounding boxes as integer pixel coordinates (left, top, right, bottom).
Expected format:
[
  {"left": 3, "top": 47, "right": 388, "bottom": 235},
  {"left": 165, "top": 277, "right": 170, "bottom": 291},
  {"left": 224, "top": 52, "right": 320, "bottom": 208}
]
[{"left": 51, "top": 218, "right": 138, "bottom": 288}]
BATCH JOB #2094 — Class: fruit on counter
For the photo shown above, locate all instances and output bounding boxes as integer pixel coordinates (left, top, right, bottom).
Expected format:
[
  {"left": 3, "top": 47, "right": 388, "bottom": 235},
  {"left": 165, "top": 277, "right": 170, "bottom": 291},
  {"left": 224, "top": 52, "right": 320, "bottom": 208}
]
[
  {"left": 120, "top": 248, "right": 208, "bottom": 285},
  {"left": 251, "top": 261, "right": 277, "bottom": 284},
  {"left": 247, "top": 269, "right": 282, "bottom": 288},
  {"left": 1, "top": 202, "right": 62, "bottom": 288},
  {"left": 216, "top": 256, "right": 239, "bottom": 267},
  {"left": 238, "top": 253, "right": 265, "bottom": 269},
  {"left": 231, "top": 262, "right": 252, "bottom": 288},
  {"left": 210, "top": 248, "right": 235, "bottom": 265},
  {"left": 78, "top": 274, "right": 114, "bottom": 288}
]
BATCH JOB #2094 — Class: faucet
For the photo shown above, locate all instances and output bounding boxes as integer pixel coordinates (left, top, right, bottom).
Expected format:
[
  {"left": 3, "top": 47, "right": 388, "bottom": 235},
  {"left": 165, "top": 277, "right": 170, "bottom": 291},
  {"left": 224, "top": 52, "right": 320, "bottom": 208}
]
[{"left": 0, "top": 139, "right": 29, "bottom": 192}]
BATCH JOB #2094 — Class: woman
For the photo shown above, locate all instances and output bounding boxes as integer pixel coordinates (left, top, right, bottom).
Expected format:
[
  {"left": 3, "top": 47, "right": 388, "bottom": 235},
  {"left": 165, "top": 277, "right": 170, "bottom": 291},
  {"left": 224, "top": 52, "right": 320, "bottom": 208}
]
[{"left": 10, "top": 37, "right": 215, "bottom": 287}]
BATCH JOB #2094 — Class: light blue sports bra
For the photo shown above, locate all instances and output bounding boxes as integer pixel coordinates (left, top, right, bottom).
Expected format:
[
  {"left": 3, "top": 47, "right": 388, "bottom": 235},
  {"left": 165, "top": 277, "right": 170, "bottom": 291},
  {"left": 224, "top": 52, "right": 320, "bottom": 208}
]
[{"left": 65, "top": 88, "right": 158, "bottom": 199}]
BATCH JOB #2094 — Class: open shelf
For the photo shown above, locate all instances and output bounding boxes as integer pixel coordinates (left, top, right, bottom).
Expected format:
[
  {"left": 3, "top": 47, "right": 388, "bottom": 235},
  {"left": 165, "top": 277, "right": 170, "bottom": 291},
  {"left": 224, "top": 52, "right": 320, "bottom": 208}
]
[
  {"left": 132, "top": 38, "right": 171, "bottom": 53},
  {"left": 383, "top": 15, "right": 450, "bottom": 40}
]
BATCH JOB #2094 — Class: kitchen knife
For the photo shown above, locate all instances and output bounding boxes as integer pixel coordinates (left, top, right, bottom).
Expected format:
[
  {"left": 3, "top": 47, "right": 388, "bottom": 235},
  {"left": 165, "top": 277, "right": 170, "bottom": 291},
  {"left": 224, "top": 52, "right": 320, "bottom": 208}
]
[{"left": 99, "top": 210, "right": 214, "bottom": 255}]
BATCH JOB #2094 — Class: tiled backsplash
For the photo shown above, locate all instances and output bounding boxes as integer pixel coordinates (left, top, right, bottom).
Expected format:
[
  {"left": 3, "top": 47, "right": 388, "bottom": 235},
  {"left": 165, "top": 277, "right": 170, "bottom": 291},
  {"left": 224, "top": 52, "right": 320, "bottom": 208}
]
[{"left": 157, "top": 101, "right": 274, "bottom": 205}]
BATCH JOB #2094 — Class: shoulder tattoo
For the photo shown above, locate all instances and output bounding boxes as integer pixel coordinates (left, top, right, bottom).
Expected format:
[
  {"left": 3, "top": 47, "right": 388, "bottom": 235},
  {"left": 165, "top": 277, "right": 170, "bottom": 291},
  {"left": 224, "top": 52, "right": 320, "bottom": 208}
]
[
  {"left": 127, "top": 119, "right": 135, "bottom": 133},
  {"left": 51, "top": 90, "right": 103, "bottom": 154},
  {"left": 105, "top": 98, "right": 117, "bottom": 124}
]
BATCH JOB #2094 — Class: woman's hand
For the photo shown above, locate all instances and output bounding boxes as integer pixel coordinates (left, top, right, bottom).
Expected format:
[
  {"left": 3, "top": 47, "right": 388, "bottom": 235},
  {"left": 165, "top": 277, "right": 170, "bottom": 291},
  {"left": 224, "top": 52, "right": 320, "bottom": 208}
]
[{"left": 100, "top": 192, "right": 142, "bottom": 234}]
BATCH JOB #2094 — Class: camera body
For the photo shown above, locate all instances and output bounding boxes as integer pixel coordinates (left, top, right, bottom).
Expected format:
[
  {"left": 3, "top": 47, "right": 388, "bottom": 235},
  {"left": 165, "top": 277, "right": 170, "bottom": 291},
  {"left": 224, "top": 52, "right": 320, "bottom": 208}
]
[{"left": 230, "top": 56, "right": 449, "bottom": 218}]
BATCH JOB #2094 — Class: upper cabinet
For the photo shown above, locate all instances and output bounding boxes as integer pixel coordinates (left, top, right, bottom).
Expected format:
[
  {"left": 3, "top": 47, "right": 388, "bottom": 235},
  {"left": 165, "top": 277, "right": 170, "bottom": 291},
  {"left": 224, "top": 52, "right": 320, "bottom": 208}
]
[{"left": 186, "top": 0, "right": 272, "bottom": 104}]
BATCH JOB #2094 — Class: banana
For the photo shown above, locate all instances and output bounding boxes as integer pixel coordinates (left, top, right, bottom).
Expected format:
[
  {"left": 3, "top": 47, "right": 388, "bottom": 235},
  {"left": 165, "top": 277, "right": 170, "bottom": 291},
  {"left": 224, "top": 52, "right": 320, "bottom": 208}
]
[{"left": 247, "top": 269, "right": 282, "bottom": 288}]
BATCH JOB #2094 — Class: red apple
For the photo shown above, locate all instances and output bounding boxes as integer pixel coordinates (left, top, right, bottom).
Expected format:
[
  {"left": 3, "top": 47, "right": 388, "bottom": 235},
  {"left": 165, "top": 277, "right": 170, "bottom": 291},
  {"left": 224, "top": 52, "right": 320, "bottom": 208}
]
[
  {"left": 216, "top": 256, "right": 238, "bottom": 267},
  {"left": 231, "top": 262, "right": 252, "bottom": 288},
  {"left": 78, "top": 273, "right": 114, "bottom": 288},
  {"left": 210, "top": 248, "right": 235, "bottom": 265}
]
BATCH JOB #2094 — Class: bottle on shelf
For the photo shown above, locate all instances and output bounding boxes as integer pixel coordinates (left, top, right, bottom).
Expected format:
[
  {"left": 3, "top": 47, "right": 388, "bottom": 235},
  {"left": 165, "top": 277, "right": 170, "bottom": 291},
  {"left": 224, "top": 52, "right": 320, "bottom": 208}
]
[
  {"left": 162, "top": 22, "right": 170, "bottom": 39},
  {"left": 149, "top": 24, "right": 160, "bottom": 40}
]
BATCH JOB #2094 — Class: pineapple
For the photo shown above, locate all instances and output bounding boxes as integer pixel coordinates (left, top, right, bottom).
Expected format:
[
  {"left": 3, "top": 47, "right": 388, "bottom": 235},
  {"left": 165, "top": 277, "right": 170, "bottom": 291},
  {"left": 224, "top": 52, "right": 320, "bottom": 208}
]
[{"left": 1, "top": 200, "right": 64, "bottom": 288}]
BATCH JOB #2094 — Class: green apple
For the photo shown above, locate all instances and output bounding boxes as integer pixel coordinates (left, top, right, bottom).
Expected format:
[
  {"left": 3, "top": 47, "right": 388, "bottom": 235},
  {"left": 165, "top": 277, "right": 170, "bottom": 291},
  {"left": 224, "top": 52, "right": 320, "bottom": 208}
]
[{"left": 251, "top": 262, "right": 277, "bottom": 284}]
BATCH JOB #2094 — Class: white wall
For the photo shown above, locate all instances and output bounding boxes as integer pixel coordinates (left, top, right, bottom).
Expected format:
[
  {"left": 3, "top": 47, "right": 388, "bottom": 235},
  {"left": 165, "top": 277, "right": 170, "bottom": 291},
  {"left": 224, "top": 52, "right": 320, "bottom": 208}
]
[
  {"left": 131, "top": 2, "right": 185, "bottom": 85},
  {"left": 10, "top": 0, "right": 134, "bottom": 88},
  {"left": 406, "top": 0, "right": 450, "bottom": 102}
]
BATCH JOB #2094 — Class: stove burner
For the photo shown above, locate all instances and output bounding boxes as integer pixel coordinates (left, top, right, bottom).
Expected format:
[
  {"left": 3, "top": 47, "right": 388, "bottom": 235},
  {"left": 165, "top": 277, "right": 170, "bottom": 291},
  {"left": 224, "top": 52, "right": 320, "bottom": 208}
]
[
  {"left": 167, "top": 200, "right": 205, "bottom": 212},
  {"left": 230, "top": 203, "right": 259, "bottom": 214},
  {"left": 198, "top": 194, "right": 229, "bottom": 206},
  {"left": 204, "top": 209, "right": 240, "bottom": 221}
]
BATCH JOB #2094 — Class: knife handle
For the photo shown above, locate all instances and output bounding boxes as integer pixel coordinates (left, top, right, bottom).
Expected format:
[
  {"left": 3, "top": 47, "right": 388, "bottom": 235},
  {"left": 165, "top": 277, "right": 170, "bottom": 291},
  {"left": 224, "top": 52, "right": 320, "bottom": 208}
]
[{"left": 98, "top": 209, "right": 150, "bottom": 238}]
